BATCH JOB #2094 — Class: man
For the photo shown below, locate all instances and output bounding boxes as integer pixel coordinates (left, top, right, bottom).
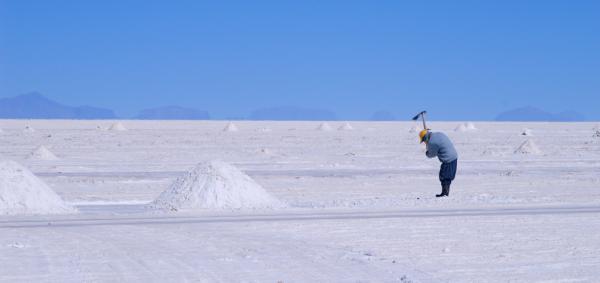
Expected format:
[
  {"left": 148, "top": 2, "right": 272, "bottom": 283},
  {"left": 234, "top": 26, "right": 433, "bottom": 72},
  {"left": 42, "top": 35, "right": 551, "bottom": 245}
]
[{"left": 419, "top": 129, "right": 458, "bottom": 197}]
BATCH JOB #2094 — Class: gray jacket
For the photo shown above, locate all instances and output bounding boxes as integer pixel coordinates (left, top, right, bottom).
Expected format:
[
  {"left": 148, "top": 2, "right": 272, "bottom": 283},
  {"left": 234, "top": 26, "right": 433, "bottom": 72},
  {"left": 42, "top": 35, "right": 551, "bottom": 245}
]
[{"left": 425, "top": 132, "right": 458, "bottom": 163}]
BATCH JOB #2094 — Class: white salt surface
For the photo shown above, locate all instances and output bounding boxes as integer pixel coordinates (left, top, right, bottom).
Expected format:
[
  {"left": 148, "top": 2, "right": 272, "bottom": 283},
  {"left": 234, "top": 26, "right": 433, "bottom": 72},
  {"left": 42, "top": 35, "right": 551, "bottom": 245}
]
[
  {"left": 256, "top": 127, "right": 272, "bottom": 132},
  {"left": 0, "top": 120, "right": 599, "bottom": 282}
]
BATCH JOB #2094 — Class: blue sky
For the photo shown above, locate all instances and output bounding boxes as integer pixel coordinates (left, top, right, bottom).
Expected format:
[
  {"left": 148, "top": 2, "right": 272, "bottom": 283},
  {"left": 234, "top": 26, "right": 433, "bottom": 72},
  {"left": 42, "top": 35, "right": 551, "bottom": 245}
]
[{"left": 1, "top": 1, "right": 599, "bottom": 120}]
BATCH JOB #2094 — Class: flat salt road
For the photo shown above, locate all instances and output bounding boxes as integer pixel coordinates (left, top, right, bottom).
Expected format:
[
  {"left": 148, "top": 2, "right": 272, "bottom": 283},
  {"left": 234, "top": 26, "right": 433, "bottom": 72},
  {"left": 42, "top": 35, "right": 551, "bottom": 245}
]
[
  {"left": 1, "top": 205, "right": 599, "bottom": 282},
  {"left": 2, "top": 205, "right": 600, "bottom": 228},
  {"left": 1, "top": 120, "right": 600, "bottom": 282}
]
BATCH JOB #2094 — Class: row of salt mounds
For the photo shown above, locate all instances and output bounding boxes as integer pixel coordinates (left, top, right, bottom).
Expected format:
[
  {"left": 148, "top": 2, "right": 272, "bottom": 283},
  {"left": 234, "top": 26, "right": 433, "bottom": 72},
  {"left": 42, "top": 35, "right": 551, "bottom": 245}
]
[
  {"left": 514, "top": 139, "right": 542, "bottom": 155},
  {"left": 409, "top": 125, "right": 420, "bottom": 133},
  {"left": 28, "top": 145, "right": 59, "bottom": 160},
  {"left": 454, "top": 122, "right": 477, "bottom": 132},
  {"left": 0, "top": 160, "right": 76, "bottom": 215},
  {"left": 593, "top": 130, "right": 600, "bottom": 138},
  {"left": 109, "top": 122, "right": 127, "bottom": 131},
  {"left": 152, "top": 161, "right": 285, "bottom": 211},
  {"left": 338, "top": 122, "right": 354, "bottom": 131},
  {"left": 223, "top": 122, "right": 239, "bottom": 132},
  {"left": 316, "top": 122, "right": 333, "bottom": 131},
  {"left": 23, "top": 126, "right": 35, "bottom": 133}
]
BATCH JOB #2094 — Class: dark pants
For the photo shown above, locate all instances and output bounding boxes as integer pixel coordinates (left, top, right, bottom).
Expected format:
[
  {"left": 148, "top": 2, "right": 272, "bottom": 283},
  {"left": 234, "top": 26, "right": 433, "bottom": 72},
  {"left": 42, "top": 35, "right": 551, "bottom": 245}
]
[{"left": 439, "top": 159, "right": 458, "bottom": 196}]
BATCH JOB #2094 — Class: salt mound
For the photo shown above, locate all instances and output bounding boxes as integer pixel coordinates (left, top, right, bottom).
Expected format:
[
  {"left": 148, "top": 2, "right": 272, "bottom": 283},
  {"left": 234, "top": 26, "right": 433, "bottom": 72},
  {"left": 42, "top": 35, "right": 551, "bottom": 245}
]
[
  {"left": 152, "top": 161, "right": 284, "bottom": 211},
  {"left": 0, "top": 160, "right": 76, "bottom": 215},
  {"left": 465, "top": 122, "right": 477, "bottom": 130},
  {"left": 514, "top": 139, "right": 541, "bottom": 155},
  {"left": 409, "top": 125, "right": 420, "bottom": 133},
  {"left": 109, "top": 122, "right": 127, "bottom": 131},
  {"left": 594, "top": 130, "right": 600, "bottom": 138},
  {"left": 455, "top": 122, "right": 477, "bottom": 132},
  {"left": 316, "top": 122, "right": 332, "bottom": 131},
  {"left": 521, "top": 128, "right": 533, "bottom": 136},
  {"left": 454, "top": 123, "right": 468, "bottom": 132},
  {"left": 23, "top": 126, "right": 35, "bottom": 133},
  {"left": 28, "top": 145, "right": 59, "bottom": 160},
  {"left": 223, "top": 122, "right": 239, "bottom": 132},
  {"left": 338, "top": 122, "right": 354, "bottom": 131}
]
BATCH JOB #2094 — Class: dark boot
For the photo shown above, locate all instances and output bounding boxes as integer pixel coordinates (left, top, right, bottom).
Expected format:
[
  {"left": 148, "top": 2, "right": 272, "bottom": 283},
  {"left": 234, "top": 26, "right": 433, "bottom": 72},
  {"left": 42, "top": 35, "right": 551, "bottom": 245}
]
[
  {"left": 436, "top": 183, "right": 447, "bottom": 197},
  {"left": 437, "top": 182, "right": 450, "bottom": 197}
]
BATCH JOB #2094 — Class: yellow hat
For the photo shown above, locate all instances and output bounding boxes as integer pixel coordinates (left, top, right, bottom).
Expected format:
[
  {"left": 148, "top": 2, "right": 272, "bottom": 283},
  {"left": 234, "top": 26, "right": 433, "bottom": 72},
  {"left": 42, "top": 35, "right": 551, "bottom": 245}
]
[{"left": 419, "top": 129, "right": 429, "bottom": 143}]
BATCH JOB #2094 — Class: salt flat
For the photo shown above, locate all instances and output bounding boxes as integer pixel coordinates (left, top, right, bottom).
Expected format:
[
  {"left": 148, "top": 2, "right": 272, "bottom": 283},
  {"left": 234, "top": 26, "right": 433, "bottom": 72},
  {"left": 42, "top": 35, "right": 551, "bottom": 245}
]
[{"left": 1, "top": 120, "right": 599, "bottom": 282}]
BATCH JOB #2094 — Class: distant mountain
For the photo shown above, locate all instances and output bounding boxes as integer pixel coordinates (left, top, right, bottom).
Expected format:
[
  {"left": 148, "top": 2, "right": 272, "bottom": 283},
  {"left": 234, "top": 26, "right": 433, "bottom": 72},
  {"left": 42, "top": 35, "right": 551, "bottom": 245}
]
[
  {"left": 0, "top": 92, "right": 116, "bottom": 119},
  {"left": 249, "top": 106, "right": 337, "bottom": 121},
  {"left": 134, "top": 106, "right": 210, "bottom": 120},
  {"left": 496, "top": 106, "right": 585, "bottom": 122},
  {"left": 370, "top": 110, "right": 397, "bottom": 121}
]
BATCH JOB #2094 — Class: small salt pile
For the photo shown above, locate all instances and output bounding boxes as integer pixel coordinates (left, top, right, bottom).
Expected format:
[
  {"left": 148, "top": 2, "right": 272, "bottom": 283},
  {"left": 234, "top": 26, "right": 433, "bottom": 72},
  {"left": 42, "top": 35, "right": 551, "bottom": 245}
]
[
  {"left": 152, "top": 161, "right": 284, "bottom": 211},
  {"left": 338, "top": 122, "right": 354, "bottom": 131},
  {"left": 0, "top": 160, "right": 76, "bottom": 215},
  {"left": 455, "top": 122, "right": 477, "bottom": 132},
  {"left": 514, "top": 139, "right": 541, "bottom": 155},
  {"left": 223, "top": 122, "right": 239, "bottom": 132},
  {"left": 28, "top": 145, "right": 59, "bottom": 161},
  {"left": 521, "top": 128, "right": 533, "bottom": 136},
  {"left": 109, "top": 122, "right": 127, "bottom": 131},
  {"left": 454, "top": 123, "right": 468, "bottom": 132},
  {"left": 316, "top": 122, "right": 332, "bottom": 131},
  {"left": 465, "top": 122, "right": 477, "bottom": 130}
]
